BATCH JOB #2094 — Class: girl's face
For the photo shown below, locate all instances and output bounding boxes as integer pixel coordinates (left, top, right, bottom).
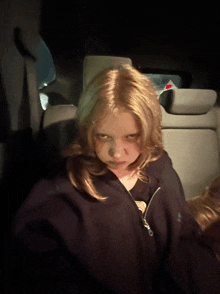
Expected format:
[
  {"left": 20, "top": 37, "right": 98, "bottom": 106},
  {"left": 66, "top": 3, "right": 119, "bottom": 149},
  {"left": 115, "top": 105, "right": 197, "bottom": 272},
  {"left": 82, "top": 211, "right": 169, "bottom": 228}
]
[{"left": 94, "top": 110, "right": 144, "bottom": 175}]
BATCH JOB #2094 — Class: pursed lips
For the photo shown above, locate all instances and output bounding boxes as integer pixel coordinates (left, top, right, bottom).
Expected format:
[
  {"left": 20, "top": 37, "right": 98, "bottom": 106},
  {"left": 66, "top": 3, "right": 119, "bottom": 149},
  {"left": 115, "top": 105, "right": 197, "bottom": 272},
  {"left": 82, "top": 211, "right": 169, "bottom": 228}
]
[{"left": 109, "top": 161, "right": 126, "bottom": 165}]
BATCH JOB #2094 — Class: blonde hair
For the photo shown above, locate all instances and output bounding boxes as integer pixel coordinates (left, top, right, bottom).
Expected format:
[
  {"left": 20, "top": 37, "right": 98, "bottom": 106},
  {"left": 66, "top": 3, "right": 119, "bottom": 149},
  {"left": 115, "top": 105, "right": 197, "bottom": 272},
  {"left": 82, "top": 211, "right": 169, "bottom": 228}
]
[
  {"left": 187, "top": 184, "right": 220, "bottom": 260},
  {"left": 188, "top": 190, "right": 220, "bottom": 231},
  {"left": 63, "top": 64, "right": 164, "bottom": 200}
]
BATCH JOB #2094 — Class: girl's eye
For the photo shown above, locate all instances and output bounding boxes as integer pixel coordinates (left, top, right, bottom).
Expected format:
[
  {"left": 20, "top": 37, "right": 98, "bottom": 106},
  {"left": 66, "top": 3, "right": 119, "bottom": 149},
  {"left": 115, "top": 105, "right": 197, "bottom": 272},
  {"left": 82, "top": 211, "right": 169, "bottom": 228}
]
[
  {"left": 96, "top": 133, "right": 139, "bottom": 142},
  {"left": 96, "top": 134, "right": 110, "bottom": 141},
  {"left": 127, "top": 134, "right": 139, "bottom": 141}
]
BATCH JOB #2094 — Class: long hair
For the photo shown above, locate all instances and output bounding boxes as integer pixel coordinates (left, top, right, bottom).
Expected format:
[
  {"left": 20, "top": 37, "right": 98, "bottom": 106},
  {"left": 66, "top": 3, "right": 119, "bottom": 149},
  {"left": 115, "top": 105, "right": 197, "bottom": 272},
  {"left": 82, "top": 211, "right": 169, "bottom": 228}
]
[
  {"left": 188, "top": 190, "right": 220, "bottom": 231},
  {"left": 187, "top": 178, "right": 220, "bottom": 260},
  {"left": 63, "top": 64, "right": 164, "bottom": 200}
]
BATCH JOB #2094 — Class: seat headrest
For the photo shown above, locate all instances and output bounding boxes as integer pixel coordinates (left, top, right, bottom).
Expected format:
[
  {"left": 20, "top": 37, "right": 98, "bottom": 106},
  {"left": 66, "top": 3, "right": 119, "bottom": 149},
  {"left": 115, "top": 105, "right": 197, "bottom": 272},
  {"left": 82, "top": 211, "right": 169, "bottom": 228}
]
[
  {"left": 83, "top": 55, "right": 132, "bottom": 90},
  {"left": 42, "top": 105, "right": 78, "bottom": 155},
  {"left": 43, "top": 105, "right": 77, "bottom": 129},
  {"left": 160, "top": 89, "right": 217, "bottom": 114}
]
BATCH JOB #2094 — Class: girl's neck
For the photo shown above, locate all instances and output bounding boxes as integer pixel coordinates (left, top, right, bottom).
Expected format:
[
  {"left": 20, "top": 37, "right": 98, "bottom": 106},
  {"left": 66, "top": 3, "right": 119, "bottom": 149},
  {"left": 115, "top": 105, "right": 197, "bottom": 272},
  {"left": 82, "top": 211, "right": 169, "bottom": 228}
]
[{"left": 108, "top": 168, "right": 139, "bottom": 180}]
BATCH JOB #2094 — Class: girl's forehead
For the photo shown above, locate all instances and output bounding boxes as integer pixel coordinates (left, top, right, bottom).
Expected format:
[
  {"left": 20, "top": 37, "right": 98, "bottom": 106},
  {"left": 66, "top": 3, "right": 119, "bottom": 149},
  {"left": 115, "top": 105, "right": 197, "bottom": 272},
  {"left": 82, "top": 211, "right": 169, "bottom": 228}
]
[{"left": 95, "top": 110, "right": 140, "bottom": 133}]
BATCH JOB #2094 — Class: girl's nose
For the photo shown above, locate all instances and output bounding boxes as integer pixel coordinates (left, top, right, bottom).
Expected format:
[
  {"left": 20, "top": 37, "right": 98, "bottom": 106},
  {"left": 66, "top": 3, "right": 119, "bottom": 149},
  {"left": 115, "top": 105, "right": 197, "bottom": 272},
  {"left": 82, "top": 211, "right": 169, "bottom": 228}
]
[
  {"left": 113, "top": 149, "right": 122, "bottom": 159},
  {"left": 109, "top": 141, "right": 124, "bottom": 159}
]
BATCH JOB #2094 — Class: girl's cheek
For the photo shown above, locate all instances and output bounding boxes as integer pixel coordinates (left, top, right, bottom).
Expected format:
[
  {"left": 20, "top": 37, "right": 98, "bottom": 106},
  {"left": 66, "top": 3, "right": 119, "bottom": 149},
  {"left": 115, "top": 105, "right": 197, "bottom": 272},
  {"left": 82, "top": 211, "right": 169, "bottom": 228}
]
[{"left": 95, "top": 141, "right": 105, "bottom": 154}]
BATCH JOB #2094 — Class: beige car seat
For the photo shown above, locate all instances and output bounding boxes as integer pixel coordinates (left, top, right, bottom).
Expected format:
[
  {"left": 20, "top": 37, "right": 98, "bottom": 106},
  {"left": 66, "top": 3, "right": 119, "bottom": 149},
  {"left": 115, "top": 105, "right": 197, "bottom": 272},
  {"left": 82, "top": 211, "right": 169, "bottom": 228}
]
[{"left": 161, "top": 89, "right": 220, "bottom": 200}]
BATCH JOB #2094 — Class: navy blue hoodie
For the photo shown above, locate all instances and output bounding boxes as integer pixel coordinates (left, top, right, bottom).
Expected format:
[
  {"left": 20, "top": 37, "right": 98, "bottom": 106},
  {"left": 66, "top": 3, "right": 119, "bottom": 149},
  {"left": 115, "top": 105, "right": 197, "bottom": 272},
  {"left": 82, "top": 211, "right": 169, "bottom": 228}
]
[{"left": 12, "top": 152, "right": 220, "bottom": 294}]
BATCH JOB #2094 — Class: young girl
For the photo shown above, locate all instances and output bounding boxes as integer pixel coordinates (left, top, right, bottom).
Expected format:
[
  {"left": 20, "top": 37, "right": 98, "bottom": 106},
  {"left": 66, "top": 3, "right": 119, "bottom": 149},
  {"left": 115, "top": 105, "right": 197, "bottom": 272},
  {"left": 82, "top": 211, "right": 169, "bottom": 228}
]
[{"left": 12, "top": 65, "right": 220, "bottom": 294}]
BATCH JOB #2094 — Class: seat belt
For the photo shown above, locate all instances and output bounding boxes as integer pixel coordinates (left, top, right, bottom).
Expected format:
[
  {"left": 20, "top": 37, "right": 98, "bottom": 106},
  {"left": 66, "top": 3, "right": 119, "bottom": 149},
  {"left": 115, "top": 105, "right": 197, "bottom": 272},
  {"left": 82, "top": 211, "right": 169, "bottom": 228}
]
[
  {"left": 13, "top": 26, "right": 41, "bottom": 138},
  {"left": 24, "top": 56, "right": 41, "bottom": 139}
]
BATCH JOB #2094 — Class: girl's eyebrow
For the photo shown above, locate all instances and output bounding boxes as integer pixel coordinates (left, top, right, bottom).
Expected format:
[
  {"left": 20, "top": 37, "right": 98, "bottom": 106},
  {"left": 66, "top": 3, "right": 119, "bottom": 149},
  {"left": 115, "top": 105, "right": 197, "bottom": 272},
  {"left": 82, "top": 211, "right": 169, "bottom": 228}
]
[{"left": 96, "top": 132, "right": 139, "bottom": 136}]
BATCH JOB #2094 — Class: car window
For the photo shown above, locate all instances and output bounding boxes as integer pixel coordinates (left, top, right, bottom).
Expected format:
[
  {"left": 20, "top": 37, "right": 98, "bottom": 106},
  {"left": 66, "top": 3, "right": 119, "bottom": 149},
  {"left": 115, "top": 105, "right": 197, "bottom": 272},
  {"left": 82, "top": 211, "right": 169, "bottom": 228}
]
[
  {"left": 36, "top": 38, "right": 56, "bottom": 110},
  {"left": 39, "top": 93, "right": 49, "bottom": 110},
  {"left": 143, "top": 73, "right": 181, "bottom": 95},
  {"left": 36, "top": 38, "right": 56, "bottom": 90}
]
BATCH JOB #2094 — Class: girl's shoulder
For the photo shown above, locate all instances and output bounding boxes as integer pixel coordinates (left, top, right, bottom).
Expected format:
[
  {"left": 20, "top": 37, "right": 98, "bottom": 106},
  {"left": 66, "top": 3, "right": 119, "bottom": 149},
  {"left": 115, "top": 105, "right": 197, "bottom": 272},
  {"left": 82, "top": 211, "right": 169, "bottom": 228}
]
[
  {"left": 146, "top": 151, "right": 173, "bottom": 173},
  {"left": 145, "top": 151, "right": 185, "bottom": 200},
  {"left": 15, "top": 167, "right": 78, "bottom": 218}
]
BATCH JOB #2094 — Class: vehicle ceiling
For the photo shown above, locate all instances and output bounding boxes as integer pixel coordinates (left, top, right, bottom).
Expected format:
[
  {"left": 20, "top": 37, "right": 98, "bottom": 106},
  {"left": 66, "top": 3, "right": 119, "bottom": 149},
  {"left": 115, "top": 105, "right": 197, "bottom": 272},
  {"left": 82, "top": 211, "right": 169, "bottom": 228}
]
[{"left": 40, "top": 1, "right": 220, "bottom": 95}]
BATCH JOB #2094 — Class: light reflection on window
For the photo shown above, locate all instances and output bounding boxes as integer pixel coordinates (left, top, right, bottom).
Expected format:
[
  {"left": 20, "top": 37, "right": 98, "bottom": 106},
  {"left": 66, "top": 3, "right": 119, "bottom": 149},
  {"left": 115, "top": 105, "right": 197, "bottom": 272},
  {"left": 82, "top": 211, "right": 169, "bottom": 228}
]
[{"left": 39, "top": 93, "right": 49, "bottom": 110}]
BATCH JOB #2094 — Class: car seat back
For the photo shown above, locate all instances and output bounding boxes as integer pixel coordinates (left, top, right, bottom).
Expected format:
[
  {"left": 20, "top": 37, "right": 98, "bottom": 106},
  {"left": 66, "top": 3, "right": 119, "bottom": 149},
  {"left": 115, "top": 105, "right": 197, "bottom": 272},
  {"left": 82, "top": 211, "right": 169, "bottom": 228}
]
[
  {"left": 161, "top": 89, "right": 220, "bottom": 200},
  {"left": 83, "top": 55, "right": 132, "bottom": 90},
  {"left": 42, "top": 105, "right": 77, "bottom": 155}
]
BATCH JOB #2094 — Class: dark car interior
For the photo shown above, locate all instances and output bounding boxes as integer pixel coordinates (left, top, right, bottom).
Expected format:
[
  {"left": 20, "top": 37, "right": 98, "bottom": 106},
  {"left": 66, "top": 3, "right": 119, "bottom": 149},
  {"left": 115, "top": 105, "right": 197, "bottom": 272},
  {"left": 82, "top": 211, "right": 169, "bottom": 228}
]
[{"left": 2, "top": 0, "right": 220, "bottom": 291}]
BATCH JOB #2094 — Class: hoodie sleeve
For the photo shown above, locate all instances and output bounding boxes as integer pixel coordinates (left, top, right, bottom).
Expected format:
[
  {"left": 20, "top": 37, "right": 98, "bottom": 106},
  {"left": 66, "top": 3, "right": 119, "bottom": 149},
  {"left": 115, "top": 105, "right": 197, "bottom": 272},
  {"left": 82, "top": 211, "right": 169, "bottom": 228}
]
[
  {"left": 11, "top": 177, "right": 93, "bottom": 294},
  {"left": 149, "top": 184, "right": 220, "bottom": 294}
]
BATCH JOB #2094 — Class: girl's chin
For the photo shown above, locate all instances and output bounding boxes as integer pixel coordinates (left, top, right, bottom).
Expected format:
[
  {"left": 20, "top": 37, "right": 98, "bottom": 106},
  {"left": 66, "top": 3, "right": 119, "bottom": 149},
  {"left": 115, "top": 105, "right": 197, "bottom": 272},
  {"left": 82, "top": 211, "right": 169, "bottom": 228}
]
[{"left": 107, "top": 161, "right": 127, "bottom": 169}]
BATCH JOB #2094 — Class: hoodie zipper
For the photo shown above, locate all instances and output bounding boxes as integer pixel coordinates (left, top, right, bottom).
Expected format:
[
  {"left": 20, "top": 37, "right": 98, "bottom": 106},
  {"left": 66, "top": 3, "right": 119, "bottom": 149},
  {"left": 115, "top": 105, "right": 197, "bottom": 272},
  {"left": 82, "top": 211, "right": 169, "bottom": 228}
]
[
  {"left": 127, "top": 186, "right": 161, "bottom": 237},
  {"left": 142, "top": 187, "right": 161, "bottom": 236}
]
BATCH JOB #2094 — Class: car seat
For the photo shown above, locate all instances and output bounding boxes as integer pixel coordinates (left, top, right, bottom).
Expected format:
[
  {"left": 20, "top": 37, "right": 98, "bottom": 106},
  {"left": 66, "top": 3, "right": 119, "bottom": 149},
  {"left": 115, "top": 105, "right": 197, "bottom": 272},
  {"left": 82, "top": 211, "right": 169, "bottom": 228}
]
[
  {"left": 41, "top": 56, "right": 220, "bottom": 202},
  {"left": 161, "top": 89, "right": 220, "bottom": 200},
  {"left": 1, "top": 0, "right": 43, "bottom": 291},
  {"left": 83, "top": 55, "right": 132, "bottom": 90}
]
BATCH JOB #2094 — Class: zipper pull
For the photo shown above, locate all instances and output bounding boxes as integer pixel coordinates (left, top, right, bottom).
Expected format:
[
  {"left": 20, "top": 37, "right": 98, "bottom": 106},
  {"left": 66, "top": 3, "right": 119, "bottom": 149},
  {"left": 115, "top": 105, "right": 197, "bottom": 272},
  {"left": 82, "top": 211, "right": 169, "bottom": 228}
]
[{"left": 142, "top": 218, "right": 154, "bottom": 237}]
